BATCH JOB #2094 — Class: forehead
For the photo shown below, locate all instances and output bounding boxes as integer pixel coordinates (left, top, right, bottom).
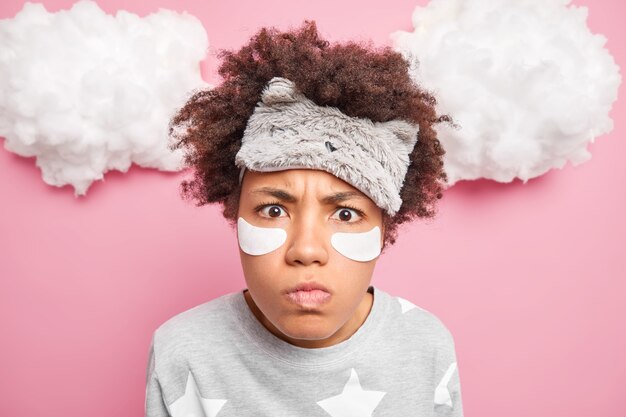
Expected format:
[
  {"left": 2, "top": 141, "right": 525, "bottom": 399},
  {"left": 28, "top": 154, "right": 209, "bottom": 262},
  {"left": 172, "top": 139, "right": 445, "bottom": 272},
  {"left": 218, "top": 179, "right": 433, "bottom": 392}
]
[{"left": 243, "top": 168, "right": 359, "bottom": 193}]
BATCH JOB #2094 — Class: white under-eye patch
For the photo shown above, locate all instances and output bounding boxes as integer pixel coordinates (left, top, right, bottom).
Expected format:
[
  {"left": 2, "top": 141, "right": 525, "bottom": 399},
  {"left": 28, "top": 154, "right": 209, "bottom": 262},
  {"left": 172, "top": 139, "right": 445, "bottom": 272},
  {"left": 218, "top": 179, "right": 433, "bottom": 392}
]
[
  {"left": 237, "top": 217, "right": 287, "bottom": 256},
  {"left": 331, "top": 226, "right": 381, "bottom": 262}
]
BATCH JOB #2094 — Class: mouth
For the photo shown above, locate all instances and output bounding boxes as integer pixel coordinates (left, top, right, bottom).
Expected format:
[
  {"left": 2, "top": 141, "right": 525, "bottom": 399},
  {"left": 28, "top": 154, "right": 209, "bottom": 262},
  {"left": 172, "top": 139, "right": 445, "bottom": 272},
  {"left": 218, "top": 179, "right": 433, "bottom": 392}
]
[{"left": 284, "top": 281, "right": 332, "bottom": 308}]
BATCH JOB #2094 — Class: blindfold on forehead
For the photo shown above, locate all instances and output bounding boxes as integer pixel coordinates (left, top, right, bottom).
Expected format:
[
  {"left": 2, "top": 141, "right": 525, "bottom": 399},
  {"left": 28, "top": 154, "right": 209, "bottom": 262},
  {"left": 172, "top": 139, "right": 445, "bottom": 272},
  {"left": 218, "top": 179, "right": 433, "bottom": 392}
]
[{"left": 234, "top": 77, "right": 419, "bottom": 217}]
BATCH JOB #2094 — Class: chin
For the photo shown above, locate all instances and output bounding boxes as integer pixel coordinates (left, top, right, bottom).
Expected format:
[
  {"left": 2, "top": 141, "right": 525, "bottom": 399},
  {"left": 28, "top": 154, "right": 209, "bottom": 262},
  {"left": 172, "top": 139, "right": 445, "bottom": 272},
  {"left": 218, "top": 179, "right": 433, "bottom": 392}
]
[{"left": 279, "top": 318, "right": 335, "bottom": 341}]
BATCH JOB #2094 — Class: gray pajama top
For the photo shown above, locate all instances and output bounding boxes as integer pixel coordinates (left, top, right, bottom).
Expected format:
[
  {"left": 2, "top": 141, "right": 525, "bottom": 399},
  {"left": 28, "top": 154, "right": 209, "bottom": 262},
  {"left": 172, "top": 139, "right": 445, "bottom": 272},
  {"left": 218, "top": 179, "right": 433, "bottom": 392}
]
[{"left": 145, "top": 285, "right": 464, "bottom": 417}]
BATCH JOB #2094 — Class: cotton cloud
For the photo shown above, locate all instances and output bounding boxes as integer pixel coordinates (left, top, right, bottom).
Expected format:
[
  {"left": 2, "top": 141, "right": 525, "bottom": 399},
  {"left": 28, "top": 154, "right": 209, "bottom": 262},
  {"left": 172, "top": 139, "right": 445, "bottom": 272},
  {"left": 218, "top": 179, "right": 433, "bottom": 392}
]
[
  {"left": 391, "top": 0, "right": 621, "bottom": 186},
  {"left": 0, "top": 0, "right": 209, "bottom": 195}
]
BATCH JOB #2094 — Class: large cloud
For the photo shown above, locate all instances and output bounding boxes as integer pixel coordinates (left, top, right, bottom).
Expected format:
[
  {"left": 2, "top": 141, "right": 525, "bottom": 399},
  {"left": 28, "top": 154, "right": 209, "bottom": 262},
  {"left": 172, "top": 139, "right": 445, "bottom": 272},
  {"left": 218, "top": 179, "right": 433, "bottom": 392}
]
[
  {"left": 0, "top": 0, "right": 209, "bottom": 195},
  {"left": 391, "top": 0, "right": 621, "bottom": 186}
]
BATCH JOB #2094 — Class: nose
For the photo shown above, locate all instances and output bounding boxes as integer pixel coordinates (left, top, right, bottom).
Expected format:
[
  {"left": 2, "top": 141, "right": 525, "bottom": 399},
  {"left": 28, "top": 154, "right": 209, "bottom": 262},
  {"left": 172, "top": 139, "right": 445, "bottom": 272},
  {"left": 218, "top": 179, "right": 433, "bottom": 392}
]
[{"left": 284, "top": 209, "right": 329, "bottom": 266}]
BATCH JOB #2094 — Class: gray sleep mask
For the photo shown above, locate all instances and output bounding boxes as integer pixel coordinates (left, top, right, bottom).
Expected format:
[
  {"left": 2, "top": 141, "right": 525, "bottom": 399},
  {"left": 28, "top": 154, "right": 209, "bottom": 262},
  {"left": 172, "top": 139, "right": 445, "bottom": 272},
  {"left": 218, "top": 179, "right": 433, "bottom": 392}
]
[{"left": 234, "top": 77, "right": 419, "bottom": 216}]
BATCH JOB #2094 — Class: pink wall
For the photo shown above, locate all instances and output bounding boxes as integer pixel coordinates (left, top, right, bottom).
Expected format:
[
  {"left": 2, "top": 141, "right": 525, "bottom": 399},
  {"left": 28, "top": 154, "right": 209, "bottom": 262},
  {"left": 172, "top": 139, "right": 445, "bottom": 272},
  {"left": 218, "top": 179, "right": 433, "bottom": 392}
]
[{"left": 1, "top": 0, "right": 624, "bottom": 416}]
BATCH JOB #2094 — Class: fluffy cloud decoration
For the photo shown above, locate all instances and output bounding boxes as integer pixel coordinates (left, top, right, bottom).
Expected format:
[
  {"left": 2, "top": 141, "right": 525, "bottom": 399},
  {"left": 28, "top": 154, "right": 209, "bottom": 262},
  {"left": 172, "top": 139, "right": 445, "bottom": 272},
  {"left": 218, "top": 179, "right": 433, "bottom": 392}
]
[
  {"left": 0, "top": 0, "right": 209, "bottom": 195},
  {"left": 391, "top": 0, "right": 621, "bottom": 186}
]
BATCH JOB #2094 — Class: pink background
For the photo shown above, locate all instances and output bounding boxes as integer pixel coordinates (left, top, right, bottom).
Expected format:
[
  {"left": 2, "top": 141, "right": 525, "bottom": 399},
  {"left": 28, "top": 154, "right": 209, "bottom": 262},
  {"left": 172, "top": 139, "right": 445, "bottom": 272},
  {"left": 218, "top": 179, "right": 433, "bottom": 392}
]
[{"left": 1, "top": 0, "right": 624, "bottom": 416}]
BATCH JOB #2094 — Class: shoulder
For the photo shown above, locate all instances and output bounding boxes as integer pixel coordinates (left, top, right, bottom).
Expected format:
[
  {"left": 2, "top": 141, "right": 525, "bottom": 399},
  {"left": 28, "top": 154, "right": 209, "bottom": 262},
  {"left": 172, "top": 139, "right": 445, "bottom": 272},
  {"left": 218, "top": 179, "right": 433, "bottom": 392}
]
[
  {"left": 151, "top": 291, "right": 238, "bottom": 354},
  {"left": 378, "top": 287, "right": 456, "bottom": 349}
]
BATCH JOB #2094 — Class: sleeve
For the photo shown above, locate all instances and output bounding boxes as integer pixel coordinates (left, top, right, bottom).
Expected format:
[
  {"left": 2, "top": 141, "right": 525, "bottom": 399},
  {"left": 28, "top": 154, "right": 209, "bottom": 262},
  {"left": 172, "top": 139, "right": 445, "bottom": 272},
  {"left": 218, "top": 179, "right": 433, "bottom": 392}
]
[
  {"left": 433, "top": 326, "right": 464, "bottom": 417},
  {"left": 145, "top": 332, "right": 170, "bottom": 417}
]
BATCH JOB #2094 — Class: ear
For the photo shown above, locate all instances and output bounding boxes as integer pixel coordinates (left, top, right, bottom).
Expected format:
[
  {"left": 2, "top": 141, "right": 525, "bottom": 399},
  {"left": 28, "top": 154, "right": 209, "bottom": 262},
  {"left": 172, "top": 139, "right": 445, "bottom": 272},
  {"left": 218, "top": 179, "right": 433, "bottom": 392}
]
[
  {"left": 377, "top": 119, "right": 420, "bottom": 155},
  {"left": 261, "top": 77, "right": 299, "bottom": 105}
]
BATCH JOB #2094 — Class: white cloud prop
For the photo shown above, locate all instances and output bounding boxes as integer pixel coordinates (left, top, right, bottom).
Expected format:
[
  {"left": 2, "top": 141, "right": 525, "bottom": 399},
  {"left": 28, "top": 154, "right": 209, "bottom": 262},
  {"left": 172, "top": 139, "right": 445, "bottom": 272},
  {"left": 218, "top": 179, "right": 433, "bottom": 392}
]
[
  {"left": 391, "top": 0, "right": 621, "bottom": 186},
  {"left": 0, "top": 0, "right": 209, "bottom": 195}
]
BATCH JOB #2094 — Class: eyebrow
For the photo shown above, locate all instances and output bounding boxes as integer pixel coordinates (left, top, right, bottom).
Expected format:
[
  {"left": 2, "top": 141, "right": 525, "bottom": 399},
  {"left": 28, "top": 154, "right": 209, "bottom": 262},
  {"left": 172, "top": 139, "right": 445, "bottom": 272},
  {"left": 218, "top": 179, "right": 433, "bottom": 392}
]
[{"left": 250, "top": 187, "right": 367, "bottom": 205}]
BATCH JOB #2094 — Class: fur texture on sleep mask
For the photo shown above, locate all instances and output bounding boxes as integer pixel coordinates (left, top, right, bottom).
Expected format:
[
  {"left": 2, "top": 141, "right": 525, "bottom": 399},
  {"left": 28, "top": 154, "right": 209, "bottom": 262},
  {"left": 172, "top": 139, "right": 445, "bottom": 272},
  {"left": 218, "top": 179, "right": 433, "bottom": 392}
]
[{"left": 234, "top": 77, "right": 420, "bottom": 216}]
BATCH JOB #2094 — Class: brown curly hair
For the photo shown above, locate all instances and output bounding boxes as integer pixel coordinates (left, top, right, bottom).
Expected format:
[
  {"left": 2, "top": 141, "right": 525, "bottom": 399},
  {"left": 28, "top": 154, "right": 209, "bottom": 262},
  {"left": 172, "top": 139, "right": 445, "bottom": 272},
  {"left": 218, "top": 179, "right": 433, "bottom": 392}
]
[{"left": 168, "top": 20, "right": 450, "bottom": 252}]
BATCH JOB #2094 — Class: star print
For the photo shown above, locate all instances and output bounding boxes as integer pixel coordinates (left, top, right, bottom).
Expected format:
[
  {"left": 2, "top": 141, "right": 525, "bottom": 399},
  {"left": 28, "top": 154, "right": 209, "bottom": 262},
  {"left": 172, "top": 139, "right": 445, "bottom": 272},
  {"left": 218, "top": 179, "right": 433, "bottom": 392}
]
[
  {"left": 396, "top": 296, "right": 426, "bottom": 314},
  {"left": 168, "top": 371, "right": 227, "bottom": 417},
  {"left": 317, "top": 368, "right": 386, "bottom": 417},
  {"left": 434, "top": 362, "right": 457, "bottom": 407}
]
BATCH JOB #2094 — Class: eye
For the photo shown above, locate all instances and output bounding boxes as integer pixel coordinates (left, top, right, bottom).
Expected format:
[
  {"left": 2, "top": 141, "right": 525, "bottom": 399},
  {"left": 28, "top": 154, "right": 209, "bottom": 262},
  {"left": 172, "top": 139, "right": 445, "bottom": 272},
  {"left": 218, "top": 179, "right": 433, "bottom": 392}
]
[
  {"left": 256, "top": 203, "right": 287, "bottom": 219},
  {"left": 331, "top": 207, "right": 364, "bottom": 224}
]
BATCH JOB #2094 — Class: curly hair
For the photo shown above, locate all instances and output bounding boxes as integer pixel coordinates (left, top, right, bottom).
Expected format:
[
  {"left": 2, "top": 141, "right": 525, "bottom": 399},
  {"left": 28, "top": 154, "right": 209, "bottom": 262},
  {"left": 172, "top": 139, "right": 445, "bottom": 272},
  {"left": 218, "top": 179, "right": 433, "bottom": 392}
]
[{"left": 168, "top": 20, "right": 450, "bottom": 252}]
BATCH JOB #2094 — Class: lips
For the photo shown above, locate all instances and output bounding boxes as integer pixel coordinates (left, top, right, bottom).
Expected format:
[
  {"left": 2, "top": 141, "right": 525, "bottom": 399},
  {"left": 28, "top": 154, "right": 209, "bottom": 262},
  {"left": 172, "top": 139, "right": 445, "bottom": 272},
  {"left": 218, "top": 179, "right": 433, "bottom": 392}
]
[
  {"left": 285, "top": 281, "right": 332, "bottom": 308},
  {"left": 286, "top": 281, "right": 331, "bottom": 294}
]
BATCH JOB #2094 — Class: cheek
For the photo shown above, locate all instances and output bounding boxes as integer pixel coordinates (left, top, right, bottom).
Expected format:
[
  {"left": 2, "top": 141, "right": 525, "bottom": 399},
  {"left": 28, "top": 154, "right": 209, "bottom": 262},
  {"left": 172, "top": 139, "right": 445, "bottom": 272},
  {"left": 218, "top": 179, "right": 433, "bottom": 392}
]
[
  {"left": 237, "top": 217, "right": 287, "bottom": 255},
  {"left": 330, "top": 226, "right": 381, "bottom": 262}
]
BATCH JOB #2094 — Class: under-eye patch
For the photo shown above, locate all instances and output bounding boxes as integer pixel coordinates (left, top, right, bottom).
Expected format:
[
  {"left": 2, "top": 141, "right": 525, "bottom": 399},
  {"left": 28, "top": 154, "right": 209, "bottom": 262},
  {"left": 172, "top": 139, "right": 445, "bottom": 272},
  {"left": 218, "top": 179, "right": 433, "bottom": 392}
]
[
  {"left": 237, "top": 217, "right": 287, "bottom": 256},
  {"left": 330, "top": 226, "right": 381, "bottom": 262}
]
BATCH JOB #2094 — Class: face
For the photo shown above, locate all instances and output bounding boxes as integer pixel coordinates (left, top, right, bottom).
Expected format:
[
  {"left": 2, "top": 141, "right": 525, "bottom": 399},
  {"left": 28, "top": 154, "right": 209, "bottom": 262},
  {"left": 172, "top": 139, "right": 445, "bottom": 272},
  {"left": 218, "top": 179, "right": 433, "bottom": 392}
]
[{"left": 236, "top": 168, "right": 385, "bottom": 349}]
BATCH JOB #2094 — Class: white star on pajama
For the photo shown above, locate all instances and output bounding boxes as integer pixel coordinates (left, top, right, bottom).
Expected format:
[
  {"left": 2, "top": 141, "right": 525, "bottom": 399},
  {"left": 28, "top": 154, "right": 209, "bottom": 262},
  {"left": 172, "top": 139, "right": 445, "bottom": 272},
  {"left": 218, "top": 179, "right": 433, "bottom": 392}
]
[
  {"left": 396, "top": 296, "right": 426, "bottom": 314},
  {"left": 168, "top": 371, "right": 227, "bottom": 417},
  {"left": 434, "top": 362, "right": 457, "bottom": 407},
  {"left": 316, "top": 368, "right": 386, "bottom": 417}
]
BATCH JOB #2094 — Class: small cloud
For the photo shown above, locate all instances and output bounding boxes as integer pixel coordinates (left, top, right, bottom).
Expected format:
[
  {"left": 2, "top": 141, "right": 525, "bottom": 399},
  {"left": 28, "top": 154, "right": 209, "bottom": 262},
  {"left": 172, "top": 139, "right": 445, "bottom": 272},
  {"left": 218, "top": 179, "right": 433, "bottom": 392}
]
[
  {"left": 0, "top": 0, "right": 210, "bottom": 195},
  {"left": 391, "top": 0, "right": 622, "bottom": 186}
]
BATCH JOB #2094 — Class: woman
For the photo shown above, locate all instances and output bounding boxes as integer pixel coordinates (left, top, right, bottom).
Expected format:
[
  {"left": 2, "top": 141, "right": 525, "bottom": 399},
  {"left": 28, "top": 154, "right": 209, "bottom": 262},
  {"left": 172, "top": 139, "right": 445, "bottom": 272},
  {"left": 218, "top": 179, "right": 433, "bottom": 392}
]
[{"left": 145, "top": 20, "right": 462, "bottom": 417}]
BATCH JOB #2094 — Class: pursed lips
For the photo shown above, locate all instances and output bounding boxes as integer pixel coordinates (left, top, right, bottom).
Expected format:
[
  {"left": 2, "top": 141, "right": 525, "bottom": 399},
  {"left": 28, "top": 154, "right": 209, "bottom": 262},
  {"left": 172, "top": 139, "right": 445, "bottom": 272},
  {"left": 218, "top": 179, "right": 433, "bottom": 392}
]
[
  {"left": 284, "top": 281, "right": 332, "bottom": 307},
  {"left": 286, "top": 281, "right": 331, "bottom": 294}
]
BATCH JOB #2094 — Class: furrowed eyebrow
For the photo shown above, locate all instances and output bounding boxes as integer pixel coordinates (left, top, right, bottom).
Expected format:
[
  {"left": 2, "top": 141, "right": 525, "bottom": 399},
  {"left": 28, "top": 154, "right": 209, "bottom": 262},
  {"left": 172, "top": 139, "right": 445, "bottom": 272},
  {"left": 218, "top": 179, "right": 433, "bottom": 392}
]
[
  {"left": 321, "top": 191, "right": 367, "bottom": 205},
  {"left": 251, "top": 187, "right": 297, "bottom": 203},
  {"left": 250, "top": 187, "right": 366, "bottom": 205}
]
